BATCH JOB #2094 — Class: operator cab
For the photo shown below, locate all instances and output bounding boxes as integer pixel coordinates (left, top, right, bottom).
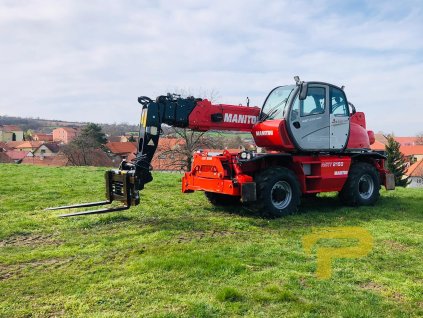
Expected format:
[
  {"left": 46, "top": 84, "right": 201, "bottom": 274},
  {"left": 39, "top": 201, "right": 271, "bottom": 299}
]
[{"left": 260, "top": 80, "right": 350, "bottom": 152}]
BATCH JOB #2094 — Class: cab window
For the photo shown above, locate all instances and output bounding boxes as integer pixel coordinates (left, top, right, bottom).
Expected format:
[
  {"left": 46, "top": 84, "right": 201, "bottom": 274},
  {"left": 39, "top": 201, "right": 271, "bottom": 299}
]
[
  {"left": 299, "top": 87, "right": 326, "bottom": 117},
  {"left": 330, "top": 87, "right": 348, "bottom": 116}
]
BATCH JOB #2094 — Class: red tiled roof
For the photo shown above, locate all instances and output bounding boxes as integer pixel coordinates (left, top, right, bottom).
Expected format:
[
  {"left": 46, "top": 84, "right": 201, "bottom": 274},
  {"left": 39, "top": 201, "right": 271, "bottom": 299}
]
[
  {"left": 372, "top": 135, "right": 420, "bottom": 147},
  {"left": 61, "top": 127, "right": 78, "bottom": 133},
  {"left": 406, "top": 160, "right": 423, "bottom": 177},
  {"left": 33, "top": 133, "right": 53, "bottom": 141},
  {"left": 0, "top": 152, "right": 13, "bottom": 163},
  {"left": 0, "top": 142, "right": 10, "bottom": 151},
  {"left": 400, "top": 145, "right": 423, "bottom": 156},
  {"left": 5, "top": 150, "right": 29, "bottom": 160},
  {"left": 158, "top": 137, "right": 185, "bottom": 150},
  {"left": 5, "top": 141, "right": 24, "bottom": 149},
  {"left": 21, "top": 155, "right": 69, "bottom": 167},
  {"left": 395, "top": 137, "right": 418, "bottom": 146},
  {"left": 105, "top": 142, "right": 138, "bottom": 154},
  {"left": 0, "top": 125, "right": 21, "bottom": 131},
  {"left": 370, "top": 140, "right": 386, "bottom": 151},
  {"left": 15, "top": 141, "right": 44, "bottom": 149}
]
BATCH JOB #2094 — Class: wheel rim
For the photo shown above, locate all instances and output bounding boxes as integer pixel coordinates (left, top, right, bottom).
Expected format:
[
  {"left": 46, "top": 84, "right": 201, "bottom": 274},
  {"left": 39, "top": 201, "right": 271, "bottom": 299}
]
[
  {"left": 271, "top": 181, "right": 292, "bottom": 209},
  {"left": 358, "top": 174, "right": 374, "bottom": 200}
]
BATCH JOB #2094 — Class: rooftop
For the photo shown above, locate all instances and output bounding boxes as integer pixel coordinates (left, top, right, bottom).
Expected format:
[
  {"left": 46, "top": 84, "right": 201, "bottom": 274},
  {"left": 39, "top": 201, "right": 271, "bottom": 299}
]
[
  {"left": 0, "top": 125, "right": 22, "bottom": 131},
  {"left": 406, "top": 159, "right": 423, "bottom": 177},
  {"left": 105, "top": 142, "right": 138, "bottom": 154},
  {"left": 5, "top": 150, "right": 29, "bottom": 160},
  {"left": 15, "top": 141, "right": 44, "bottom": 149}
]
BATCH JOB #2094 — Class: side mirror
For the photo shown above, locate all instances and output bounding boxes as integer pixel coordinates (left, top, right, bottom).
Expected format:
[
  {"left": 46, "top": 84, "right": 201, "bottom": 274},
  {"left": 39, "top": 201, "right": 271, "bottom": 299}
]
[{"left": 299, "top": 83, "right": 308, "bottom": 100}]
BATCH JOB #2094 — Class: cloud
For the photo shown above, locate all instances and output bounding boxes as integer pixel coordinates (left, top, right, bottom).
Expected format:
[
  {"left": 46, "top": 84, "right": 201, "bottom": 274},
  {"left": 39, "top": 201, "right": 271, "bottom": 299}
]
[{"left": 0, "top": 0, "right": 422, "bottom": 134}]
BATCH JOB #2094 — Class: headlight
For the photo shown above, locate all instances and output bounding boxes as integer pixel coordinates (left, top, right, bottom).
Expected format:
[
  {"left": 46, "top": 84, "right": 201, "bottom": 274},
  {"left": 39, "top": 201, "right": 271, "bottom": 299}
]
[{"left": 239, "top": 151, "right": 254, "bottom": 160}]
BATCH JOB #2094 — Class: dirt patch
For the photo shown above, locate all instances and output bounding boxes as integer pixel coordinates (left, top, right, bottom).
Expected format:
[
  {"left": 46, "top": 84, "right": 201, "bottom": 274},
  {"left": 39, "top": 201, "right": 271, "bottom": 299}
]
[
  {"left": 360, "top": 281, "right": 385, "bottom": 292},
  {"left": 0, "top": 233, "right": 62, "bottom": 247},
  {"left": 173, "top": 230, "right": 240, "bottom": 244},
  {"left": 299, "top": 277, "right": 309, "bottom": 289},
  {"left": 360, "top": 282, "right": 405, "bottom": 303},
  {"left": 0, "top": 257, "right": 74, "bottom": 281},
  {"left": 382, "top": 240, "right": 410, "bottom": 252}
]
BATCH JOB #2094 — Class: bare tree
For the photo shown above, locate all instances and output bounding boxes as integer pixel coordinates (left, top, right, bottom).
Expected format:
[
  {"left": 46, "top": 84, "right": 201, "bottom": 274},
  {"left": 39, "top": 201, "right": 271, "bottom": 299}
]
[
  {"left": 152, "top": 88, "right": 227, "bottom": 171},
  {"left": 416, "top": 132, "right": 423, "bottom": 145},
  {"left": 156, "top": 129, "right": 225, "bottom": 171}
]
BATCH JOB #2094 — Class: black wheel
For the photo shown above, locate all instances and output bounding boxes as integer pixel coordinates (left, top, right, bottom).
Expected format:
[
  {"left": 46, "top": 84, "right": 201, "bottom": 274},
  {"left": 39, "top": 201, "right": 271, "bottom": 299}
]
[
  {"left": 205, "top": 192, "right": 240, "bottom": 206},
  {"left": 339, "top": 162, "right": 380, "bottom": 206},
  {"left": 251, "top": 167, "right": 301, "bottom": 218}
]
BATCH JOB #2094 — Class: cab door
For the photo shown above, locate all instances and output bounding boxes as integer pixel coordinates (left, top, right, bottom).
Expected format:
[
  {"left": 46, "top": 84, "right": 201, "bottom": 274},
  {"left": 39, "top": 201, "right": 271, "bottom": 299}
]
[
  {"left": 329, "top": 86, "right": 350, "bottom": 150},
  {"left": 288, "top": 84, "right": 330, "bottom": 151}
]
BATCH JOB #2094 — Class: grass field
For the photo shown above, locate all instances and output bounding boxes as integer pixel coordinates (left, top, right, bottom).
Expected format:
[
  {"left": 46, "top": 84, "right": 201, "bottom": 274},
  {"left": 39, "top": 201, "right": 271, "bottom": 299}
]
[{"left": 0, "top": 164, "right": 422, "bottom": 317}]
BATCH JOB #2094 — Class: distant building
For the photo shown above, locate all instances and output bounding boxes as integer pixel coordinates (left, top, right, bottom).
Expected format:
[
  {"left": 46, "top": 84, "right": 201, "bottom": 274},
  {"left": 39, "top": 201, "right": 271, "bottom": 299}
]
[
  {"left": 400, "top": 146, "right": 423, "bottom": 162},
  {"left": 406, "top": 160, "right": 423, "bottom": 188},
  {"left": 104, "top": 142, "right": 138, "bottom": 164},
  {"left": 151, "top": 137, "right": 186, "bottom": 171},
  {"left": 0, "top": 125, "right": 24, "bottom": 142},
  {"left": 52, "top": 127, "right": 79, "bottom": 144},
  {"left": 27, "top": 143, "right": 60, "bottom": 158},
  {"left": 0, "top": 152, "right": 13, "bottom": 163},
  {"left": 4, "top": 150, "right": 28, "bottom": 163},
  {"left": 32, "top": 133, "right": 53, "bottom": 142},
  {"left": 14, "top": 141, "right": 45, "bottom": 152}
]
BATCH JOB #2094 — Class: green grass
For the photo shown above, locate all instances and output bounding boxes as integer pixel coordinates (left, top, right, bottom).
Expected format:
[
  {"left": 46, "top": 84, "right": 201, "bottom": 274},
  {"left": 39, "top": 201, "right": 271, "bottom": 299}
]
[{"left": 0, "top": 164, "right": 422, "bottom": 317}]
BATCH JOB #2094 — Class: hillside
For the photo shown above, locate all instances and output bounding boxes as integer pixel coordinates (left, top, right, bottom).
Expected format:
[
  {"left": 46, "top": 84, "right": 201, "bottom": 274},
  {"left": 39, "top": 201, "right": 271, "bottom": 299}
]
[
  {"left": 0, "top": 165, "right": 422, "bottom": 317},
  {"left": 0, "top": 115, "right": 139, "bottom": 136}
]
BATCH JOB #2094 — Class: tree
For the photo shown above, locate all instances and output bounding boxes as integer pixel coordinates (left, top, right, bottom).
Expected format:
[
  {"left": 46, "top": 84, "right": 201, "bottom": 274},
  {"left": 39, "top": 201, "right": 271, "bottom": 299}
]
[
  {"left": 77, "top": 123, "right": 107, "bottom": 146},
  {"left": 128, "top": 134, "right": 136, "bottom": 142},
  {"left": 416, "top": 132, "right": 423, "bottom": 145},
  {"left": 385, "top": 135, "right": 409, "bottom": 187},
  {"left": 23, "top": 129, "right": 33, "bottom": 141},
  {"left": 153, "top": 89, "right": 226, "bottom": 171},
  {"left": 62, "top": 123, "right": 109, "bottom": 166},
  {"left": 157, "top": 129, "right": 225, "bottom": 171}
]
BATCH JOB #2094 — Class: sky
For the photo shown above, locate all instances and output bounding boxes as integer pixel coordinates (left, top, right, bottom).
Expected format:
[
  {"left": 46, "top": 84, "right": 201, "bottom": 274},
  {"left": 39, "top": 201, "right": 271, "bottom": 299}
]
[{"left": 0, "top": 0, "right": 422, "bottom": 135}]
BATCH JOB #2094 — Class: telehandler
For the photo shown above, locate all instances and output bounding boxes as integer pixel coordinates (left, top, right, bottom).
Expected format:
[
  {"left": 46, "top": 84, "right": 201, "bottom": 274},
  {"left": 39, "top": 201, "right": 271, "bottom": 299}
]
[{"left": 47, "top": 77, "right": 395, "bottom": 217}]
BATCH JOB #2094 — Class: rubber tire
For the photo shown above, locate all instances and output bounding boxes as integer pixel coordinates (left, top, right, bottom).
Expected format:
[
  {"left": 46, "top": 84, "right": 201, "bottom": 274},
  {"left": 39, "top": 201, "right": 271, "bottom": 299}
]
[
  {"left": 339, "top": 162, "right": 380, "bottom": 206},
  {"left": 205, "top": 192, "right": 240, "bottom": 206},
  {"left": 251, "top": 167, "right": 301, "bottom": 218}
]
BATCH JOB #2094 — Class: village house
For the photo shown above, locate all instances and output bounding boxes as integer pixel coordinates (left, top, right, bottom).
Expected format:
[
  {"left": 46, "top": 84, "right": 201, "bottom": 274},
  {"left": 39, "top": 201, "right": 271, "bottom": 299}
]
[
  {"left": 400, "top": 145, "right": 423, "bottom": 163},
  {"left": 21, "top": 152, "right": 68, "bottom": 167},
  {"left": 52, "top": 127, "right": 79, "bottom": 144},
  {"left": 32, "top": 133, "right": 53, "bottom": 142},
  {"left": 104, "top": 142, "right": 138, "bottom": 164},
  {"left": 14, "top": 141, "right": 45, "bottom": 152},
  {"left": 26, "top": 143, "right": 60, "bottom": 158},
  {"left": 0, "top": 125, "right": 24, "bottom": 142},
  {"left": 4, "top": 150, "right": 28, "bottom": 163},
  {"left": 151, "top": 137, "right": 186, "bottom": 171},
  {"left": 0, "top": 152, "right": 13, "bottom": 163},
  {"left": 406, "top": 159, "right": 423, "bottom": 188},
  {"left": 0, "top": 142, "right": 9, "bottom": 152}
]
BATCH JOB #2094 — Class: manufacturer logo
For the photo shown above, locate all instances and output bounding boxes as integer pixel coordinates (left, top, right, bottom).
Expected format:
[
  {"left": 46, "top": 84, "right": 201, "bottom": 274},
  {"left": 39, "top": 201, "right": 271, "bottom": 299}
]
[
  {"left": 255, "top": 130, "right": 273, "bottom": 136},
  {"left": 334, "top": 170, "right": 348, "bottom": 175},
  {"left": 224, "top": 113, "right": 258, "bottom": 124}
]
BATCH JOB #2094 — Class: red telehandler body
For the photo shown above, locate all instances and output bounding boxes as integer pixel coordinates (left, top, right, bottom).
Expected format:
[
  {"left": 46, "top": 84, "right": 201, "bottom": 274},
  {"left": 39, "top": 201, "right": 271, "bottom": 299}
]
[{"left": 47, "top": 78, "right": 395, "bottom": 217}]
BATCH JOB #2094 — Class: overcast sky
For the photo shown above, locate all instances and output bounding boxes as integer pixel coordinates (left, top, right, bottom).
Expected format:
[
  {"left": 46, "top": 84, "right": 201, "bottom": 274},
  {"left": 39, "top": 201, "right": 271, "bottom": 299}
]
[{"left": 0, "top": 0, "right": 422, "bottom": 135}]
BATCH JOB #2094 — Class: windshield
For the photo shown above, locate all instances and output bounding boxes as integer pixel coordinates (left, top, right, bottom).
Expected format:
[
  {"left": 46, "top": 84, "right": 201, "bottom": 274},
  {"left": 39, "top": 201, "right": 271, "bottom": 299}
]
[{"left": 260, "top": 85, "right": 296, "bottom": 121}]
